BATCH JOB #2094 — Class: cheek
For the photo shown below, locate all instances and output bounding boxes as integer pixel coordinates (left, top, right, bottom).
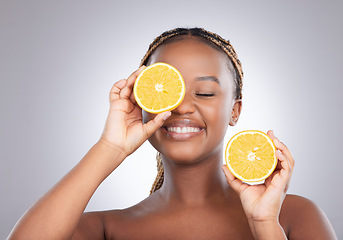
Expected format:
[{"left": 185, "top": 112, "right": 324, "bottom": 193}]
[
  {"left": 195, "top": 98, "right": 229, "bottom": 147},
  {"left": 214, "top": 101, "right": 231, "bottom": 140},
  {"left": 202, "top": 96, "right": 232, "bottom": 127}
]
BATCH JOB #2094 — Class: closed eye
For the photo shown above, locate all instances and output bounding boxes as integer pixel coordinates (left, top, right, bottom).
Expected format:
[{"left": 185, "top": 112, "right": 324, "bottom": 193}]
[{"left": 195, "top": 93, "right": 215, "bottom": 97}]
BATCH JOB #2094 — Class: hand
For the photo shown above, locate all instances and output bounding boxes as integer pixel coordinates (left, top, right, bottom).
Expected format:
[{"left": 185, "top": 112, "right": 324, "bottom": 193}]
[
  {"left": 100, "top": 66, "right": 171, "bottom": 157},
  {"left": 222, "top": 130, "right": 294, "bottom": 223}
]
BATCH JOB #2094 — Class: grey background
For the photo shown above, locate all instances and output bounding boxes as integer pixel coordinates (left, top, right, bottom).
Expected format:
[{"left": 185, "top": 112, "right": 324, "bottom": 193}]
[{"left": 1, "top": 0, "right": 342, "bottom": 238}]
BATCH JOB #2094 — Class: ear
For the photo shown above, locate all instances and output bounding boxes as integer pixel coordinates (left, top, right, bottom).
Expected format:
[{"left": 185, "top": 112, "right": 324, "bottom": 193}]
[{"left": 229, "top": 99, "right": 242, "bottom": 126}]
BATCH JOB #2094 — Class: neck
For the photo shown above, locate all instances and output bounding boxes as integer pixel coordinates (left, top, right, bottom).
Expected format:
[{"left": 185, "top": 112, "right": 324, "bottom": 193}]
[{"left": 158, "top": 152, "right": 230, "bottom": 205}]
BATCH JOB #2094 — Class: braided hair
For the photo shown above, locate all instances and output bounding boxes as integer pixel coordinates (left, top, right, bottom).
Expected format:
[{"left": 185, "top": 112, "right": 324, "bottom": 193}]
[{"left": 142, "top": 27, "right": 244, "bottom": 195}]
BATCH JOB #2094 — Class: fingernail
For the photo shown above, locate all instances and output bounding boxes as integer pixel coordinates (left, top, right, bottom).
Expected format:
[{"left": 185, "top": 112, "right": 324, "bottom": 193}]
[{"left": 163, "top": 111, "right": 171, "bottom": 121}]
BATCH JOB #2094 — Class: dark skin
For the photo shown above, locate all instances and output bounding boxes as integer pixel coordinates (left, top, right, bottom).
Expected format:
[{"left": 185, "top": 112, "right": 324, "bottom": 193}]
[
  {"left": 8, "top": 37, "right": 337, "bottom": 240},
  {"left": 73, "top": 38, "right": 336, "bottom": 239},
  {"left": 74, "top": 194, "right": 334, "bottom": 239}
]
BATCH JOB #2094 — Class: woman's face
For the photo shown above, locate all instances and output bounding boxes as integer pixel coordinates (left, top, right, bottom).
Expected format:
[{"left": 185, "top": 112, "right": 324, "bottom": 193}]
[{"left": 143, "top": 37, "right": 240, "bottom": 164}]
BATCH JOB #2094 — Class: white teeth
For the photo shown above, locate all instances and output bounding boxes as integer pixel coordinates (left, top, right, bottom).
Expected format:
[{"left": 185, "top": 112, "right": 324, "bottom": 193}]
[{"left": 167, "top": 127, "right": 201, "bottom": 133}]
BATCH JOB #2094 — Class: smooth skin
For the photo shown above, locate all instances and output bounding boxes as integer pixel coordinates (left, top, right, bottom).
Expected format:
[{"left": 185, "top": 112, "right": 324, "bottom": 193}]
[{"left": 8, "top": 37, "right": 337, "bottom": 240}]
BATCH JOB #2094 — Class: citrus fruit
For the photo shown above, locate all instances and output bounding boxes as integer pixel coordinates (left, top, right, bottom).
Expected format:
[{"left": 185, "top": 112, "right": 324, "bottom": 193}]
[
  {"left": 225, "top": 130, "right": 277, "bottom": 183},
  {"left": 133, "top": 62, "right": 185, "bottom": 114}
]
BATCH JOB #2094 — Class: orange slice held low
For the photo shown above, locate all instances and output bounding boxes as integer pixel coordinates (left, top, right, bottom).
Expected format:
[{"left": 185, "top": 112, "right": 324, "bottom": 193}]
[
  {"left": 133, "top": 62, "right": 186, "bottom": 114},
  {"left": 225, "top": 130, "right": 277, "bottom": 183}
]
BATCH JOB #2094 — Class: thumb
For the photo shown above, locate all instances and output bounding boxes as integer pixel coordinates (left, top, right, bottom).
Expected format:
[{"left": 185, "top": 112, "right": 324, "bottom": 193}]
[
  {"left": 222, "top": 165, "right": 247, "bottom": 195},
  {"left": 142, "top": 111, "right": 171, "bottom": 139}
]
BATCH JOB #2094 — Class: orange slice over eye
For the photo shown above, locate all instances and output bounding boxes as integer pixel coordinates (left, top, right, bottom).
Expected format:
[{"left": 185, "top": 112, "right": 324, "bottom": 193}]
[{"left": 133, "top": 62, "right": 185, "bottom": 114}]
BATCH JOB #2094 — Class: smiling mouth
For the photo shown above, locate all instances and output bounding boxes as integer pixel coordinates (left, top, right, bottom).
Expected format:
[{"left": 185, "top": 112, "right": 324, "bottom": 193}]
[
  {"left": 160, "top": 118, "right": 206, "bottom": 140},
  {"left": 161, "top": 126, "right": 205, "bottom": 140},
  {"left": 165, "top": 126, "right": 202, "bottom": 133}
]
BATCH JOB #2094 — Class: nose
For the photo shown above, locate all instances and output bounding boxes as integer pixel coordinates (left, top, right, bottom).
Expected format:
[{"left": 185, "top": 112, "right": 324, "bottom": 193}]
[{"left": 171, "top": 92, "right": 196, "bottom": 115}]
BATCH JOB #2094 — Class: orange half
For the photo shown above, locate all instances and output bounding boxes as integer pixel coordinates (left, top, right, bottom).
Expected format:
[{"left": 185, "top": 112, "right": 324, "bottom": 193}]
[
  {"left": 133, "top": 62, "right": 185, "bottom": 114},
  {"left": 225, "top": 130, "right": 277, "bottom": 183}
]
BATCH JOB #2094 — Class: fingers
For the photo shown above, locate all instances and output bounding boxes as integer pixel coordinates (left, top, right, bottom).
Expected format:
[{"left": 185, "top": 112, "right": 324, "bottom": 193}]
[
  {"left": 110, "top": 79, "right": 127, "bottom": 102},
  {"left": 266, "top": 130, "right": 294, "bottom": 190},
  {"left": 267, "top": 130, "right": 294, "bottom": 169},
  {"left": 119, "top": 66, "right": 146, "bottom": 99},
  {"left": 109, "top": 66, "right": 147, "bottom": 104},
  {"left": 142, "top": 111, "right": 171, "bottom": 139},
  {"left": 275, "top": 151, "right": 292, "bottom": 180},
  {"left": 126, "top": 65, "right": 146, "bottom": 87},
  {"left": 274, "top": 138, "right": 294, "bottom": 169}
]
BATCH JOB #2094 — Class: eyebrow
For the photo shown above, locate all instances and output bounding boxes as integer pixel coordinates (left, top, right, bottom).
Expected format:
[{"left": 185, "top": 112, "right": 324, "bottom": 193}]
[{"left": 195, "top": 76, "right": 220, "bottom": 84}]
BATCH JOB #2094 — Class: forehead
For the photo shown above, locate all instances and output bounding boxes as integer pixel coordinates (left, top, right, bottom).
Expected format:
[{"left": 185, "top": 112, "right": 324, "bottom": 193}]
[{"left": 148, "top": 37, "right": 230, "bottom": 77}]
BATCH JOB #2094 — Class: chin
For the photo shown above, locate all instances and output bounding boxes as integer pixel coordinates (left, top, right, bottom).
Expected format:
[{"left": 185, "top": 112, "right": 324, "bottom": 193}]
[
  {"left": 148, "top": 128, "right": 224, "bottom": 165},
  {"left": 152, "top": 141, "right": 211, "bottom": 166},
  {"left": 165, "top": 151, "right": 201, "bottom": 165}
]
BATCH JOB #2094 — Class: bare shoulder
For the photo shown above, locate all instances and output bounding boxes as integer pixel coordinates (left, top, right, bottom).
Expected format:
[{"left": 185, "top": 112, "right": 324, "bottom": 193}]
[
  {"left": 72, "top": 208, "right": 133, "bottom": 240},
  {"left": 71, "top": 211, "right": 109, "bottom": 240},
  {"left": 280, "top": 194, "right": 337, "bottom": 240},
  {"left": 72, "top": 198, "right": 157, "bottom": 240}
]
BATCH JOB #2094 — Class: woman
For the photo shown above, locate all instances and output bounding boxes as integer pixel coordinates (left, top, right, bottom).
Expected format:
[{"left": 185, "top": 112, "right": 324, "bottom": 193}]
[{"left": 8, "top": 28, "right": 337, "bottom": 239}]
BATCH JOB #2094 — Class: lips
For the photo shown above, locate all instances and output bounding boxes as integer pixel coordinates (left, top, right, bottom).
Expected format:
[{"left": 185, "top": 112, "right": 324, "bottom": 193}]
[{"left": 161, "top": 118, "right": 205, "bottom": 140}]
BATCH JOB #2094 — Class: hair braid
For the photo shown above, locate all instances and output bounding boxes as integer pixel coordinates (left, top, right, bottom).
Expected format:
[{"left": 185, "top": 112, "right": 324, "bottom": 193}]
[
  {"left": 149, "top": 152, "right": 164, "bottom": 194},
  {"left": 145, "top": 27, "right": 244, "bottom": 195}
]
